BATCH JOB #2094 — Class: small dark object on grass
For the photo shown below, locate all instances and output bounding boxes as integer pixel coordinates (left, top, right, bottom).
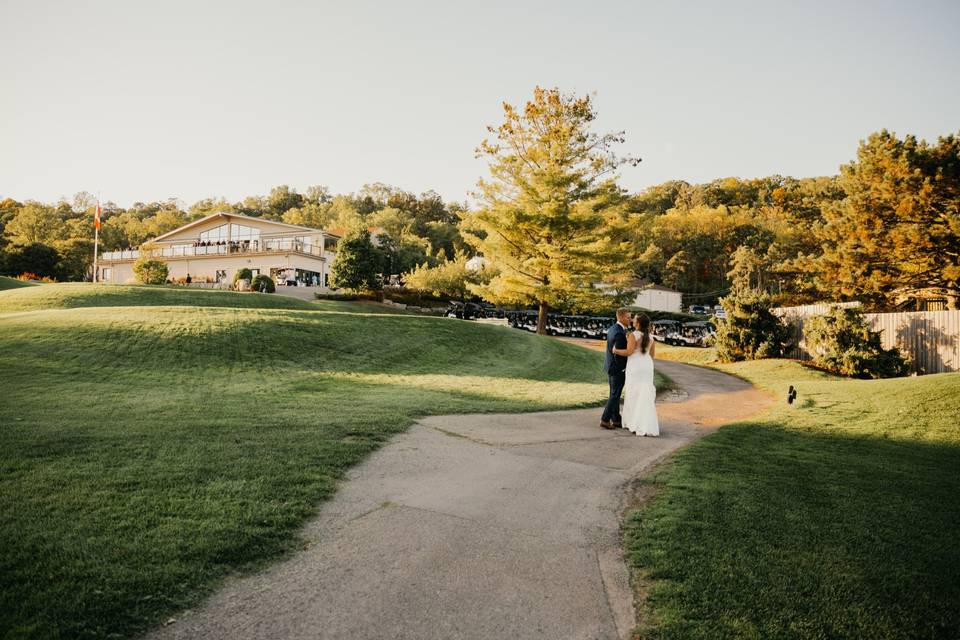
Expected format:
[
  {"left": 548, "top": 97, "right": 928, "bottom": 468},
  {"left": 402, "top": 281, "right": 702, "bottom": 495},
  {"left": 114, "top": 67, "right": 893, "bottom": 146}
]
[{"left": 788, "top": 385, "right": 798, "bottom": 404}]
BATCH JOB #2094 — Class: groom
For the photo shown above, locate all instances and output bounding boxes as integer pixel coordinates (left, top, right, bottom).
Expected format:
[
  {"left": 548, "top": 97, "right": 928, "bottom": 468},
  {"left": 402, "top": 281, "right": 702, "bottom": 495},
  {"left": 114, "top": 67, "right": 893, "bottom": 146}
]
[{"left": 600, "top": 308, "right": 631, "bottom": 430}]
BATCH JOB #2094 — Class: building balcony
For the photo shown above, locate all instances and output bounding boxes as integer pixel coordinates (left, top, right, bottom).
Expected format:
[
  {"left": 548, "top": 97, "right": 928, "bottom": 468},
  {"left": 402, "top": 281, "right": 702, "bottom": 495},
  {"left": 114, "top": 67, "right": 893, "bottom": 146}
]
[{"left": 101, "top": 239, "right": 334, "bottom": 262}]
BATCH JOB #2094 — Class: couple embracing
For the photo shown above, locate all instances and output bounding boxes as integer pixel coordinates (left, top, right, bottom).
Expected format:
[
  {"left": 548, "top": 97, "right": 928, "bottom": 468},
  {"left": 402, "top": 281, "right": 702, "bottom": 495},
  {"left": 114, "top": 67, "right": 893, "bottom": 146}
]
[{"left": 600, "top": 308, "right": 660, "bottom": 436}]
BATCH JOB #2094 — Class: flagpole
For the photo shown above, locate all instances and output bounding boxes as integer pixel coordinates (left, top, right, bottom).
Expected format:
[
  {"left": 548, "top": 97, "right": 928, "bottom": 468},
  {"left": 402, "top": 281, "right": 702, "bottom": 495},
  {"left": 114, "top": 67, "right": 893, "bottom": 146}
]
[{"left": 93, "top": 193, "right": 100, "bottom": 283}]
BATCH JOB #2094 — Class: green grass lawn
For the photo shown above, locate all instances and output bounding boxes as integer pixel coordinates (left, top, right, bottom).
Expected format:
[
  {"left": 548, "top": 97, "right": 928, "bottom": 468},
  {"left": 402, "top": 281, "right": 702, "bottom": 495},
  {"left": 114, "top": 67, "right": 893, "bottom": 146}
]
[
  {"left": 0, "top": 282, "right": 405, "bottom": 314},
  {"left": 0, "top": 275, "right": 41, "bottom": 291},
  {"left": 624, "top": 358, "right": 960, "bottom": 639},
  {"left": 653, "top": 342, "right": 718, "bottom": 367},
  {"left": 0, "top": 284, "right": 609, "bottom": 639}
]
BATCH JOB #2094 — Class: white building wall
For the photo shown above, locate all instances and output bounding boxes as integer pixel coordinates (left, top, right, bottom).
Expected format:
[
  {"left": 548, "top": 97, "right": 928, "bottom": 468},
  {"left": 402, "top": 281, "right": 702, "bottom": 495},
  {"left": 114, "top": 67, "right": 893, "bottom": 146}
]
[
  {"left": 632, "top": 288, "right": 682, "bottom": 313},
  {"left": 102, "top": 254, "right": 331, "bottom": 286}
]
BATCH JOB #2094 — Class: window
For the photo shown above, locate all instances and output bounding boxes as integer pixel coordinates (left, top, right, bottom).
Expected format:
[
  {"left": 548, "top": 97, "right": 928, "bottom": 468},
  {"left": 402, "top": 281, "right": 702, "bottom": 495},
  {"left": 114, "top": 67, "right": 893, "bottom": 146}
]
[
  {"left": 199, "top": 224, "right": 228, "bottom": 243},
  {"left": 102, "top": 268, "right": 112, "bottom": 282},
  {"left": 198, "top": 223, "right": 261, "bottom": 243},
  {"left": 230, "top": 224, "right": 260, "bottom": 242}
]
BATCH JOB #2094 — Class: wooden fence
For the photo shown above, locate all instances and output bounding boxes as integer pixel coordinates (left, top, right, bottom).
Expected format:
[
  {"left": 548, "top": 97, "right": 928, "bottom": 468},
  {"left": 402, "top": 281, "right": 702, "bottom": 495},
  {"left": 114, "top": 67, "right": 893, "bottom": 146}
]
[{"left": 776, "top": 305, "right": 960, "bottom": 374}]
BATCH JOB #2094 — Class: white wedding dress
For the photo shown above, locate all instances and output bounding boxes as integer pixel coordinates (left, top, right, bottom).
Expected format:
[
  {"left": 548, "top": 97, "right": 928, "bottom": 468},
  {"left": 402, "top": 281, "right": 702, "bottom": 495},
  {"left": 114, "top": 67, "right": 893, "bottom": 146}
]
[{"left": 622, "top": 331, "right": 660, "bottom": 436}]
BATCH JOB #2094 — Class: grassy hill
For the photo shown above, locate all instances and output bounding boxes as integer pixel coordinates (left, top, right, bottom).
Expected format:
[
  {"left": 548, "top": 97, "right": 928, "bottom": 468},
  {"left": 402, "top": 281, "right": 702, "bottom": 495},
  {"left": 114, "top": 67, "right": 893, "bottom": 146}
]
[
  {"left": 0, "top": 275, "right": 41, "bottom": 291},
  {"left": 0, "top": 282, "right": 398, "bottom": 314},
  {"left": 0, "top": 284, "right": 610, "bottom": 639},
  {"left": 624, "top": 358, "right": 960, "bottom": 639}
]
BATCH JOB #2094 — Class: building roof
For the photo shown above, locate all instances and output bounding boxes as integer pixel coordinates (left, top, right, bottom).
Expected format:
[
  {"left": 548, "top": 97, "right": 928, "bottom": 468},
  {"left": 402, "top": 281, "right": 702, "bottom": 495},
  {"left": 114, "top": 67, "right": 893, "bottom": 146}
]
[
  {"left": 627, "top": 278, "right": 682, "bottom": 294},
  {"left": 150, "top": 212, "right": 340, "bottom": 243}
]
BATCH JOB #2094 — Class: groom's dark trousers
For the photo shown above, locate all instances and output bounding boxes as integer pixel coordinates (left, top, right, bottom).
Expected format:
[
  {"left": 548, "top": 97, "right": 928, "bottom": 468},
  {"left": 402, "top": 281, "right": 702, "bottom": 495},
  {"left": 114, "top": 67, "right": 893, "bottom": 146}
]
[{"left": 602, "top": 322, "right": 628, "bottom": 424}]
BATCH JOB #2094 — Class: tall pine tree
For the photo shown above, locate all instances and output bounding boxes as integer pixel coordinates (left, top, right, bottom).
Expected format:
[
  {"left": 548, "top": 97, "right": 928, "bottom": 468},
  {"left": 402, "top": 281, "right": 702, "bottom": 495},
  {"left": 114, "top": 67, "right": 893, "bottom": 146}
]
[{"left": 462, "top": 87, "right": 639, "bottom": 333}]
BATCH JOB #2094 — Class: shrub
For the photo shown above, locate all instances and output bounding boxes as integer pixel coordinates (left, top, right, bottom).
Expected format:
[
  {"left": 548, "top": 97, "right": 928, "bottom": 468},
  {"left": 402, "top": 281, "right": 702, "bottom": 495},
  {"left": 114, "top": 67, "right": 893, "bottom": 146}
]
[
  {"left": 803, "top": 306, "right": 908, "bottom": 378},
  {"left": 314, "top": 291, "right": 382, "bottom": 302},
  {"left": 132, "top": 258, "right": 168, "bottom": 285},
  {"left": 382, "top": 286, "right": 449, "bottom": 308},
  {"left": 233, "top": 268, "right": 253, "bottom": 285},
  {"left": 715, "top": 291, "right": 792, "bottom": 362},
  {"left": 250, "top": 274, "right": 275, "bottom": 293}
]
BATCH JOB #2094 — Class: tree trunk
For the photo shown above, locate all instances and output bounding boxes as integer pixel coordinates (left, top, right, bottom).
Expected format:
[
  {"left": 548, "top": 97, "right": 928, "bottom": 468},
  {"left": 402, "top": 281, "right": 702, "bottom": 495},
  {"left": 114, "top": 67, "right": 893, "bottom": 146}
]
[{"left": 536, "top": 300, "right": 549, "bottom": 335}]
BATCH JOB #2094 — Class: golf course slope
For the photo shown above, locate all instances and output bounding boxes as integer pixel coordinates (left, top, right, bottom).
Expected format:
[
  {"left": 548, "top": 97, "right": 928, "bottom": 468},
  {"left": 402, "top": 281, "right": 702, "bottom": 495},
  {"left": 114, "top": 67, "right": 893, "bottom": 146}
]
[
  {"left": 625, "top": 357, "right": 960, "bottom": 639},
  {"left": 0, "top": 284, "right": 610, "bottom": 640},
  {"left": 0, "top": 275, "right": 41, "bottom": 291}
]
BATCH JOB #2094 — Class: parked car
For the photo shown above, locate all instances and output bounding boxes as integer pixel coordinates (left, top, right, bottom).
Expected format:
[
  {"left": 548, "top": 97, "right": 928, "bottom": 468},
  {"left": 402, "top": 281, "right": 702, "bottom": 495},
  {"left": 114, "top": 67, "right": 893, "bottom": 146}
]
[
  {"left": 689, "top": 304, "right": 709, "bottom": 315},
  {"left": 713, "top": 308, "right": 727, "bottom": 320}
]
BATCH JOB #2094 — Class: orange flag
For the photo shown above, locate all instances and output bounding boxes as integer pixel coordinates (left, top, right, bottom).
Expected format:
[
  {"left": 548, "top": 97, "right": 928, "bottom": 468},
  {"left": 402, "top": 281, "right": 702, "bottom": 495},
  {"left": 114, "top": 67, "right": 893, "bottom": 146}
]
[{"left": 94, "top": 201, "right": 102, "bottom": 230}]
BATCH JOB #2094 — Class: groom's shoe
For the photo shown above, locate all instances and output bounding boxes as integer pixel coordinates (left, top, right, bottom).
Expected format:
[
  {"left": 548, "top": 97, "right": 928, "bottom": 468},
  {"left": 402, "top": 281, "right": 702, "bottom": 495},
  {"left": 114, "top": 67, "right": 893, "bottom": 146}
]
[
  {"left": 600, "top": 420, "right": 615, "bottom": 430},
  {"left": 611, "top": 421, "right": 623, "bottom": 429}
]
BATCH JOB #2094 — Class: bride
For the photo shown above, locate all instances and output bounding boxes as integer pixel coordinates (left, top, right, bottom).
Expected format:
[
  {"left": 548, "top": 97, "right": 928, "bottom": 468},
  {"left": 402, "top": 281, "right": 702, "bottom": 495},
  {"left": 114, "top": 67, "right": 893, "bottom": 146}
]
[{"left": 613, "top": 313, "right": 660, "bottom": 437}]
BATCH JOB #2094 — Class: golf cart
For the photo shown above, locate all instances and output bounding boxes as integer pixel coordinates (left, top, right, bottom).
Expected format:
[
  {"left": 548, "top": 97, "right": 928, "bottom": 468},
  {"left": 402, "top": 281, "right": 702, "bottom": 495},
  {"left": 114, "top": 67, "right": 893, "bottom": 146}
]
[
  {"left": 446, "top": 301, "right": 484, "bottom": 320},
  {"left": 677, "top": 320, "right": 716, "bottom": 347},
  {"left": 651, "top": 319, "right": 682, "bottom": 344}
]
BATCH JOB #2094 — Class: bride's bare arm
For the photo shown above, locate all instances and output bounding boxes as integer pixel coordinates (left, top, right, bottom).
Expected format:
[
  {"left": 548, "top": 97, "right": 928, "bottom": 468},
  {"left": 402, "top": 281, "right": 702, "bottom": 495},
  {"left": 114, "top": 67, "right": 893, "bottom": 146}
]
[
  {"left": 649, "top": 340, "right": 656, "bottom": 358},
  {"left": 613, "top": 332, "right": 637, "bottom": 356}
]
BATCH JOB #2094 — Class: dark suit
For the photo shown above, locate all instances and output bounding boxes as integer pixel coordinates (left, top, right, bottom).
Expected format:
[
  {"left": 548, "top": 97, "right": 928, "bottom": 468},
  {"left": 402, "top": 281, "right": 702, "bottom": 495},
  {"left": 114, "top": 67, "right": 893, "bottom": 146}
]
[{"left": 602, "top": 322, "right": 628, "bottom": 423}]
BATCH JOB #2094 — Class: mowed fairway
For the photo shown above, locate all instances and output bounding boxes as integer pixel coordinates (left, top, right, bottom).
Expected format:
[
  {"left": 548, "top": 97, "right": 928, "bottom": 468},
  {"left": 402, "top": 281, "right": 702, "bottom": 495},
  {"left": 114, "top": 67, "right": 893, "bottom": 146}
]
[
  {"left": 624, "top": 358, "right": 960, "bottom": 639},
  {"left": 0, "top": 285, "right": 609, "bottom": 640}
]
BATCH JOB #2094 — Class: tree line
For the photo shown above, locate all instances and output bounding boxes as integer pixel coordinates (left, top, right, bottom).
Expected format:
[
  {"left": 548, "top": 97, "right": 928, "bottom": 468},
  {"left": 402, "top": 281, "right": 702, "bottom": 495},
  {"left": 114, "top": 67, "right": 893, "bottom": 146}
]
[
  {"left": 2, "top": 87, "right": 957, "bottom": 318},
  {"left": 0, "top": 185, "right": 469, "bottom": 282},
  {"left": 449, "top": 87, "right": 958, "bottom": 333}
]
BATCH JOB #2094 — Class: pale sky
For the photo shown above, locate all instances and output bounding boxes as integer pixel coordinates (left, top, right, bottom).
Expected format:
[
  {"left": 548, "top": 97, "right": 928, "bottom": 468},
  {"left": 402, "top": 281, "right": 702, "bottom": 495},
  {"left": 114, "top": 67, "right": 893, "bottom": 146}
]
[{"left": 2, "top": 0, "right": 958, "bottom": 208}]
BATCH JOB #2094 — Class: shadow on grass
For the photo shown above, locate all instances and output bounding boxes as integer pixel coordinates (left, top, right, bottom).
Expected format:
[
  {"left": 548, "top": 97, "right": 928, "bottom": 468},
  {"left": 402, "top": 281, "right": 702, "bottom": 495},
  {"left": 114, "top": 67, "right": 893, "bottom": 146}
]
[
  {"left": 0, "top": 315, "right": 607, "bottom": 639},
  {"left": 0, "top": 307, "right": 605, "bottom": 384},
  {"left": 624, "top": 421, "right": 960, "bottom": 640}
]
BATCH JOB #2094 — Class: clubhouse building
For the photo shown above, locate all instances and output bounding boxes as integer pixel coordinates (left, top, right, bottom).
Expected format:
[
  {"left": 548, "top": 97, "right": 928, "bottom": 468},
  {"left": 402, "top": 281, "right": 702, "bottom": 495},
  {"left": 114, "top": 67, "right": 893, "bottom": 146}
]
[{"left": 98, "top": 213, "right": 340, "bottom": 288}]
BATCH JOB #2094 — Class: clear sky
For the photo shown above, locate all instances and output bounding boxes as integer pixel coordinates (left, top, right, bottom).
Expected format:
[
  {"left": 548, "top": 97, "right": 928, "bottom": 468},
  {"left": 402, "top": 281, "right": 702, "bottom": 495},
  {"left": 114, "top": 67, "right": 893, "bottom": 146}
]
[{"left": 2, "top": 0, "right": 958, "bottom": 207}]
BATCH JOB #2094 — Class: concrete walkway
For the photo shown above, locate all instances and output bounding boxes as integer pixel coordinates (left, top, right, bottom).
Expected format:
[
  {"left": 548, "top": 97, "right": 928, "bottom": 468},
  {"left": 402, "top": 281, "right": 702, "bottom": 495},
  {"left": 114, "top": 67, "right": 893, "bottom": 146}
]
[{"left": 149, "top": 360, "right": 771, "bottom": 640}]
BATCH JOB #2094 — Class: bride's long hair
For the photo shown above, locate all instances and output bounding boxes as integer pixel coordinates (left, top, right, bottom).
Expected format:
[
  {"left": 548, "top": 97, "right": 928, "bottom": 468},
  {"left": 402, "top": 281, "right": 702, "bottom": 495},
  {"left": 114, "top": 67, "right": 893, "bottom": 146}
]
[{"left": 634, "top": 313, "right": 652, "bottom": 354}]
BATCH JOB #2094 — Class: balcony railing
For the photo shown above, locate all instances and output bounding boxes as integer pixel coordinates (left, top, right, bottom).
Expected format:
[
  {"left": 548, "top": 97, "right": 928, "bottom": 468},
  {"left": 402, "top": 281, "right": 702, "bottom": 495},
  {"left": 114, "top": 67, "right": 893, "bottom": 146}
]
[{"left": 101, "top": 239, "right": 333, "bottom": 262}]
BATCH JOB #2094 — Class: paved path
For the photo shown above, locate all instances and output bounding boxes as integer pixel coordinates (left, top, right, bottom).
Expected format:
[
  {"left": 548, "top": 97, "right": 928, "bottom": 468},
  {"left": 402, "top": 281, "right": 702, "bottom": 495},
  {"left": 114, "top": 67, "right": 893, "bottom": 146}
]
[{"left": 149, "top": 360, "right": 771, "bottom": 640}]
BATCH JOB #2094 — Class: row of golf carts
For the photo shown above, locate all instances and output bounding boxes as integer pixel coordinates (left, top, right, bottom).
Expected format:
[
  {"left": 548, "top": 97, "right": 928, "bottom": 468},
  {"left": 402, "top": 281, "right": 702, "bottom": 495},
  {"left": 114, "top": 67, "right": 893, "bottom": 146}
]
[{"left": 504, "top": 311, "right": 716, "bottom": 347}]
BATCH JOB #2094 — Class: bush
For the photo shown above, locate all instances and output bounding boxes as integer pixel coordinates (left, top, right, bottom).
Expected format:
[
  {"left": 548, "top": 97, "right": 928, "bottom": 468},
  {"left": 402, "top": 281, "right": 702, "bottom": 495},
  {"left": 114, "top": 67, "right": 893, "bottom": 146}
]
[
  {"left": 17, "top": 272, "right": 55, "bottom": 282},
  {"left": 233, "top": 268, "right": 253, "bottom": 285},
  {"left": 803, "top": 306, "right": 908, "bottom": 378},
  {"left": 132, "top": 258, "right": 168, "bottom": 285},
  {"left": 314, "top": 291, "right": 382, "bottom": 302},
  {"left": 250, "top": 274, "right": 275, "bottom": 293},
  {"left": 382, "top": 286, "right": 449, "bottom": 308},
  {"left": 715, "top": 291, "right": 792, "bottom": 362}
]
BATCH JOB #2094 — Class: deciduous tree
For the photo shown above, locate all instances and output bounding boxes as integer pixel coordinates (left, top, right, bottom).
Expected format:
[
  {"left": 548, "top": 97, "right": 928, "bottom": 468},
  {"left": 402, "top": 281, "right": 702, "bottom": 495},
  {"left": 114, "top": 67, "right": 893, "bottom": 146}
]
[
  {"left": 329, "top": 229, "right": 383, "bottom": 292},
  {"left": 403, "top": 253, "right": 495, "bottom": 301},
  {"left": 812, "top": 130, "right": 960, "bottom": 308}
]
